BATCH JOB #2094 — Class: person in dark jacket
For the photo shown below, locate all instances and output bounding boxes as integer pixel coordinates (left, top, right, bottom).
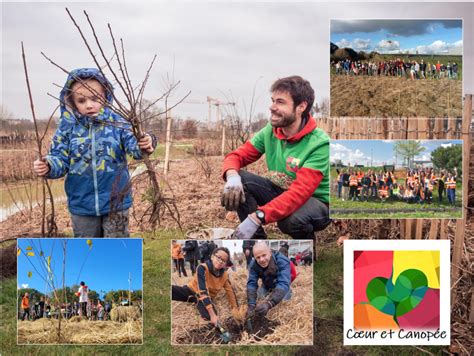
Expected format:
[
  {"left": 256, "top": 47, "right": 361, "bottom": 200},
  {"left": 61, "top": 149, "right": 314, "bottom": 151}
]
[
  {"left": 246, "top": 242, "right": 292, "bottom": 317},
  {"left": 242, "top": 240, "right": 256, "bottom": 268},
  {"left": 199, "top": 241, "right": 217, "bottom": 263},
  {"left": 182, "top": 240, "right": 200, "bottom": 275}
]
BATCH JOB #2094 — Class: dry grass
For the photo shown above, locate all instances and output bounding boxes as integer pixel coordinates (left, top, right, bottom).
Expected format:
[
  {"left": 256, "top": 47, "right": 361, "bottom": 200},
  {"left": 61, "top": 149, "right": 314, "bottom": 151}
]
[
  {"left": 171, "top": 265, "right": 313, "bottom": 345},
  {"left": 330, "top": 75, "right": 462, "bottom": 118},
  {"left": 17, "top": 318, "right": 143, "bottom": 344},
  {"left": 110, "top": 306, "right": 141, "bottom": 322}
]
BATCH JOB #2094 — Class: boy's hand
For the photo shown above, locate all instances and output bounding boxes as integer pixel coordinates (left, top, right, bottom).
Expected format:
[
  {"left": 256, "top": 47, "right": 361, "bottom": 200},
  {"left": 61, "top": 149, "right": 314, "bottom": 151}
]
[
  {"left": 33, "top": 159, "right": 50, "bottom": 176},
  {"left": 138, "top": 134, "right": 154, "bottom": 154}
]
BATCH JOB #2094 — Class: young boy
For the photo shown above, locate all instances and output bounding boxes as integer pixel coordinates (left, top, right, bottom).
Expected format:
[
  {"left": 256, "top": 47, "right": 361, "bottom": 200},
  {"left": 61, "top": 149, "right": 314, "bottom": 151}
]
[{"left": 34, "top": 68, "right": 156, "bottom": 237}]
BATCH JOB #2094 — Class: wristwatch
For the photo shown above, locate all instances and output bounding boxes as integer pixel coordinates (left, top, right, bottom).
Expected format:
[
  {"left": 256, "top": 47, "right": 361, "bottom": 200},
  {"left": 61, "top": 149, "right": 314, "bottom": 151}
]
[{"left": 255, "top": 209, "right": 265, "bottom": 224}]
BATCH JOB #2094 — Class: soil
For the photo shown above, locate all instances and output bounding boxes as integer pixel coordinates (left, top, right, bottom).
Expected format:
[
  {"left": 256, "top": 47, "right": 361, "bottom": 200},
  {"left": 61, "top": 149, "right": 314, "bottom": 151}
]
[
  {"left": 0, "top": 156, "right": 284, "bottom": 238},
  {"left": 330, "top": 75, "right": 462, "bottom": 118},
  {"left": 175, "top": 316, "right": 280, "bottom": 344}
]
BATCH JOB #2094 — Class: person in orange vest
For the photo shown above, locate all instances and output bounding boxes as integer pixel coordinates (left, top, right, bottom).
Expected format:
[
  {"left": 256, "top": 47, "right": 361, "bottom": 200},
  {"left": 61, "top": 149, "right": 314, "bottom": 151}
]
[
  {"left": 349, "top": 171, "right": 358, "bottom": 201},
  {"left": 446, "top": 170, "right": 457, "bottom": 206},
  {"left": 172, "top": 247, "right": 237, "bottom": 327},
  {"left": 378, "top": 183, "right": 389, "bottom": 202},
  {"left": 356, "top": 170, "right": 364, "bottom": 200},
  {"left": 21, "top": 292, "right": 30, "bottom": 321},
  {"left": 172, "top": 240, "right": 188, "bottom": 278}
]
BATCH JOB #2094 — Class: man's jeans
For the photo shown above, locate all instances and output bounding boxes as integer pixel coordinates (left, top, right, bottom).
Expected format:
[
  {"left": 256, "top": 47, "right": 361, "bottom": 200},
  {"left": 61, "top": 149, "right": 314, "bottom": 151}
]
[{"left": 237, "top": 170, "right": 330, "bottom": 239}]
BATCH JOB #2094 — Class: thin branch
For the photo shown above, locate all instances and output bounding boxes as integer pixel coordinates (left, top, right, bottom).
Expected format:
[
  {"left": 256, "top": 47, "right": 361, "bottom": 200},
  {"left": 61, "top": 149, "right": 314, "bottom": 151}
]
[
  {"left": 82, "top": 10, "right": 132, "bottom": 104},
  {"left": 107, "top": 24, "right": 135, "bottom": 104}
]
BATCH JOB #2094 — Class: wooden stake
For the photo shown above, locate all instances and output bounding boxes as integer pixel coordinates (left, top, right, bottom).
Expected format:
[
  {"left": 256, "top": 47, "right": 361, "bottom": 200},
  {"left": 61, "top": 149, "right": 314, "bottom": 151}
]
[
  {"left": 221, "top": 125, "right": 226, "bottom": 156},
  {"left": 451, "top": 94, "right": 472, "bottom": 303},
  {"left": 164, "top": 110, "right": 172, "bottom": 175},
  {"left": 428, "top": 219, "right": 439, "bottom": 240}
]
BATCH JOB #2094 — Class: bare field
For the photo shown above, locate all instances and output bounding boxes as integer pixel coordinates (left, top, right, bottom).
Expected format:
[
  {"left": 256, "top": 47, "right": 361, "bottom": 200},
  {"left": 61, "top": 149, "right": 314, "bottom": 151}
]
[
  {"left": 330, "top": 75, "right": 462, "bottom": 118},
  {"left": 0, "top": 156, "right": 285, "bottom": 238}
]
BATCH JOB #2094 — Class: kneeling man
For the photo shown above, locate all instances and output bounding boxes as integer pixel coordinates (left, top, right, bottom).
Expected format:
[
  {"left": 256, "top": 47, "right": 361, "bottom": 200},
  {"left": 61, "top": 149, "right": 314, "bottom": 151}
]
[{"left": 246, "top": 242, "right": 292, "bottom": 317}]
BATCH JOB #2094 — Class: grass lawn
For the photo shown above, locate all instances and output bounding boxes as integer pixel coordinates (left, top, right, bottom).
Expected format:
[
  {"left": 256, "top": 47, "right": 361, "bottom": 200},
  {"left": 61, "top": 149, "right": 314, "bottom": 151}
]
[
  {"left": 330, "top": 179, "right": 462, "bottom": 218},
  {"left": 0, "top": 231, "right": 293, "bottom": 355},
  {"left": 151, "top": 143, "right": 193, "bottom": 160},
  {"left": 0, "top": 233, "right": 450, "bottom": 355}
]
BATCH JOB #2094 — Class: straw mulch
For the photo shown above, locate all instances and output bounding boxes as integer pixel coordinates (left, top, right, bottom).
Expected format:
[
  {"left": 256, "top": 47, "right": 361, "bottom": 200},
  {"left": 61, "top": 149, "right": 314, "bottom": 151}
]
[
  {"left": 171, "top": 265, "right": 313, "bottom": 345},
  {"left": 17, "top": 318, "right": 143, "bottom": 344}
]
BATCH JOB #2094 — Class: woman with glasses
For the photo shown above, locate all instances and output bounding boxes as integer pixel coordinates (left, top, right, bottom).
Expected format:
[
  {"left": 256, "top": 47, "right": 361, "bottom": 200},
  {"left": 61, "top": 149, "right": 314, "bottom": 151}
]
[{"left": 172, "top": 247, "right": 238, "bottom": 326}]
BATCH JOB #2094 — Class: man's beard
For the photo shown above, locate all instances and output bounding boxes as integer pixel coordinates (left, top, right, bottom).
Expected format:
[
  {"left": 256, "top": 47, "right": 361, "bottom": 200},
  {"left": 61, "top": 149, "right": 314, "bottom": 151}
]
[{"left": 270, "top": 110, "right": 297, "bottom": 128}]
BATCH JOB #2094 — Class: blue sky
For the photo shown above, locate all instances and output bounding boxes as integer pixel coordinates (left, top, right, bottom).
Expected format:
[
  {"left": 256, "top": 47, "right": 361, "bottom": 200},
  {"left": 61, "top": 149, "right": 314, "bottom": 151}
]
[
  {"left": 331, "top": 20, "right": 462, "bottom": 55},
  {"left": 330, "top": 140, "right": 462, "bottom": 167},
  {"left": 17, "top": 239, "right": 142, "bottom": 296}
]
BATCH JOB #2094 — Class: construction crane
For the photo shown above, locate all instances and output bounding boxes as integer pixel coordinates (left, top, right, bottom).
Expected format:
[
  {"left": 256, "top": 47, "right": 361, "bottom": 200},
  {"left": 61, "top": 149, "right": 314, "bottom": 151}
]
[{"left": 206, "top": 96, "right": 235, "bottom": 130}]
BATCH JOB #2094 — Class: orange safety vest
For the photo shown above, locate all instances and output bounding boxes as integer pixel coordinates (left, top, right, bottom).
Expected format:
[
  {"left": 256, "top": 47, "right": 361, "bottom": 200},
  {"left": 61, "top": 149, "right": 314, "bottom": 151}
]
[
  {"left": 349, "top": 175, "right": 358, "bottom": 186},
  {"left": 446, "top": 178, "right": 456, "bottom": 189},
  {"left": 379, "top": 187, "right": 389, "bottom": 198}
]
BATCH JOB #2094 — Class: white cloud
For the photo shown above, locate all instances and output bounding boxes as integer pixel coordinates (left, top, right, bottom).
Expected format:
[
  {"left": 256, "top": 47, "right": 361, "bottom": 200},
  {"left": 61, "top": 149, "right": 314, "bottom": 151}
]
[
  {"left": 353, "top": 38, "right": 371, "bottom": 50},
  {"left": 409, "top": 40, "right": 463, "bottom": 55},
  {"left": 441, "top": 143, "right": 453, "bottom": 148},
  {"left": 377, "top": 39, "right": 401, "bottom": 52},
  {"left": 330, "top": 143, "right": 369, "bottom": 165},
  {"left": 21, "top": 284, "right": 29, "bottom": 289},
  {"left": 414, "top": 154, "right": 431, "bottom": 161},
  {"left": 336, "top": 38, "right": 352, "bottom": 48}
]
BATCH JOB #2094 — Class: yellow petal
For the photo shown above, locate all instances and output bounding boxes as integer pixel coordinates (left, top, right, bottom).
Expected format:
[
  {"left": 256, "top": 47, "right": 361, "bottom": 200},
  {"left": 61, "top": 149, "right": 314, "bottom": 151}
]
[
  {"left": 28, "top": 271, "right": 32, "bottom": 278},
  {"left": 26, "top": 246, "right": 32, "bottom": 251},
  {"left": 27, "top": 251, "right": 35, "bottom": 257},
  {"left": 17, "top": 248, "right": 21, "bottom": 256}
]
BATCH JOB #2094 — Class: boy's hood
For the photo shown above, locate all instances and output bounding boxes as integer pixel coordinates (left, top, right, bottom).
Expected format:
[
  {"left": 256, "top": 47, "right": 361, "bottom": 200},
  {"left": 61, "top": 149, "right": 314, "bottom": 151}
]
[{"left": 60, "top": 68, "right": 114, "bottom": 122}]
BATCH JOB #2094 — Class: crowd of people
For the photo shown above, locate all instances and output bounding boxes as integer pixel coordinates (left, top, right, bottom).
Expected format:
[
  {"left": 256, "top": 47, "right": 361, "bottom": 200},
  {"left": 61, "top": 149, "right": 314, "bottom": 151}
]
[
  {"left": 172, "top": 240, "right": 220, "bottom": 278},
  {"left": 331, "top": 58, "right": 459, "bottom": 80},
  {"left": 335, "top": 167, "right": 458, "bottom": 205},
  {"left": 19, "top": 282, "right": 137, "bottom": 321}
]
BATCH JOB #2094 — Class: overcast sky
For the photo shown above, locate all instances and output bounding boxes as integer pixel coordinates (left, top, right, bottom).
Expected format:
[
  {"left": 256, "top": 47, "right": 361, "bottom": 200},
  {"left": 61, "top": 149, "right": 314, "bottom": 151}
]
[
  {"left": 2, "top": 2, "right": 473, "bottom": 122},
  {"left": 332, "top": 19, "right": 462, "bottom": 54}
]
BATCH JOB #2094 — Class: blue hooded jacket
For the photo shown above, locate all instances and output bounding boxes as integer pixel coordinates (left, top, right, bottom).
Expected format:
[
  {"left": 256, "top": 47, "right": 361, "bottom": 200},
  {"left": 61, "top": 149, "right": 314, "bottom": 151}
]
[
  {"left": 247, "top": 251, "right": 291, "bottom": 306},
  {"left": 46, "top": 68, "right": 143, "bottom": 216}
]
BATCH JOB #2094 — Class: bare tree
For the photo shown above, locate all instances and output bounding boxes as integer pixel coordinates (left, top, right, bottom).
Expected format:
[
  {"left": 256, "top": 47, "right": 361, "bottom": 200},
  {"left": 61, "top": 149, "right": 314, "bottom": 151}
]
[
  {"left": 221, "top": 78, "right": 263, "bottom": 152},
  {"left": 41, "top": 8, "right": 190, "bottom": 230},
  {"left": 21, "top": 42, "right": 58, "bottom": 237}
]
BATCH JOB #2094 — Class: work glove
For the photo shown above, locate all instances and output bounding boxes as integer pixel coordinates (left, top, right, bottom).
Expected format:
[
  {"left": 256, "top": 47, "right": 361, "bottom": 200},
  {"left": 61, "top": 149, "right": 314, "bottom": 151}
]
[
  {"left": 221, "top": 174, "right": 245, "bottom": 211},
  {"left": 246, "top": 304, "right": 256, "bottom": 318},
  {"left": 234, "top": 216, "right": 259, "bottom": 240},
  {"left": 255, "top": 301, "right": 272, "bottom": 316},
  {"left": 269, "top": 288, "right": 287, "bottom": 307}
]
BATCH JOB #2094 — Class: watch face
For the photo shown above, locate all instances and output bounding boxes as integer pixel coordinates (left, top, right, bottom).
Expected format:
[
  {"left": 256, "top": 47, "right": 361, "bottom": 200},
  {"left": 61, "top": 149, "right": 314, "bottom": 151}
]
[{"left": 256, "top": 211, "right": 265, "bottom": 219}]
